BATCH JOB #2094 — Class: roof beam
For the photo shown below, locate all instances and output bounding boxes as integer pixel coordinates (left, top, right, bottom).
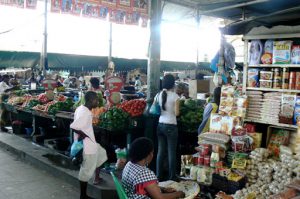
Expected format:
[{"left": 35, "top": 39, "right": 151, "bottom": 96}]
[
  {"left": 163, "top": 0, "right": 196, "bottom": 9},
  {"left": 198, "top": 0, "right": 269, "bottom": 15}
]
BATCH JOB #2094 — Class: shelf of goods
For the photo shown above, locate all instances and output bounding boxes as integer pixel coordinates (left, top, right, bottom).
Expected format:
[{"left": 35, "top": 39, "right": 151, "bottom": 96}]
[
  {"left": 246, "top": 87, "right": 300, "bottom": 93},
  {"left": 248, "top": 64, "right": 300, "bottom": 68},
  {"left": 243, "top": 33, "right": 300, "bottom": 129},
  {"left": 243, "top": 118, "right": 298, "bottom": 130}
]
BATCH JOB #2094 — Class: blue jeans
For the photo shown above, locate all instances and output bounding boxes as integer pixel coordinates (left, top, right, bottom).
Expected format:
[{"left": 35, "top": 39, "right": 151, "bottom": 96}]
[{"left": 156, "top": 123, "right": 178, "bottom": 181}]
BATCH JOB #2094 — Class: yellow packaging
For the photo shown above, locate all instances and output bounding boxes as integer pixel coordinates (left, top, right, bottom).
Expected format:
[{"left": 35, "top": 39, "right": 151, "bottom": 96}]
[
  {"left": 246, "top": 193, "right": 256, "bottom": 199},
  {"left": 227, "top": 173, "right": 243, "bottom": 182},
  {"left": 248, "top": 132, "right": 262, "bottom": 149},
  {"left": 232, "top": 158, "right": 247, "bottom": 169}
]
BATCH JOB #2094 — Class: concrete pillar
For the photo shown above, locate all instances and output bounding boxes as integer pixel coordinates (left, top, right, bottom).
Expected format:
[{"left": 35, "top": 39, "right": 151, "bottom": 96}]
[
  {"left": 144, "top": 0, "right": 162, "bottom": 172},
  {"left": 147, "top": 0, "right": 162, "bottom": 101}
]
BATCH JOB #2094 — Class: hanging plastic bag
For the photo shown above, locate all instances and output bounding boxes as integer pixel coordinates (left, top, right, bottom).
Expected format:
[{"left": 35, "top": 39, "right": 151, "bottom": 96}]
[
  {"left": 70, "top": 139, "right": 83, "bottom": 158},
  {"left": 224, "top": 42, "right": 236, "bottom": 70}
]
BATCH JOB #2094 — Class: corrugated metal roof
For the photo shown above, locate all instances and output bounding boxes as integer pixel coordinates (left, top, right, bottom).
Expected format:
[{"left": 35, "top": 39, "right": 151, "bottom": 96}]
[{"left": 166, "top": 0, "right": 300, "bottom": 35}]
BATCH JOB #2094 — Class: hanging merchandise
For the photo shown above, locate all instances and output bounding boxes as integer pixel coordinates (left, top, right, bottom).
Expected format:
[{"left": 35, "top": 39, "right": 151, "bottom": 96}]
[
  {"left": 224, "top": 42, "right": 236, "bottom": 70},
  {"left": 249, "top": 40, "right": 263, "bottom": 65}
]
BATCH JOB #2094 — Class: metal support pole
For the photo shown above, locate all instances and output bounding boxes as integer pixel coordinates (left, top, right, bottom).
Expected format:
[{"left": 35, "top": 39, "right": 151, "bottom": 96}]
[
  {"left": 196, "top": 9, "right": 201, "bottom": 67},
  {"left": 147, "top": 0, "right": 162, "bottom": 101},
  {"left": 41, "top": 0, "right": 48, "bottom": 76},
  {"left": 108, "top": 22, "right": 113, "bottom": 64}
]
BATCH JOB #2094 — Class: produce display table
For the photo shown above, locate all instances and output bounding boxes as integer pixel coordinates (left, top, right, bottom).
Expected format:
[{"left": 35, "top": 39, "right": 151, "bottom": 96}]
[{"left": 3, "top": 103, "right": 145, "bottom": 163}]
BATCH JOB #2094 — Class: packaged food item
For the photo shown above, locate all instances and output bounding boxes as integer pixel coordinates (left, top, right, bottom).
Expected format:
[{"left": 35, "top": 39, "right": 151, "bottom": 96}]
[
  {"left": 204, "top": 156, "right": 210, "bottom": 166},
  {"left": 190, "top": 166, "right": 199, "bottom": 180},
  {"left": 289, "top": 71, "right": 296, "bottom": 90},
  {"left": 232, "top": 107, "right": 247, "bottom": 118},
  {"left": 273, "top": 40, "right": 293, "bottom": 64},
  {"left": 294, "top": 96, "right": 300, "bottom": 125},
  {"left": 273, "top": 79, "right": 281, "bottom": 89},
  {"left": 221, "top": 85, "right": 235, "bottom": 97},
  {"left": 281, "top": 94, "right": 296, "bottom": 118},
  {"left": 273, "top": 68, "right": 282, "bottom": 88},
  {"left": 244, "top": 123, "right": 256, "bottom": 133},
  {"left": 210, "top": 114, "right": 241, "bottom": 135},
  {"left": 220, "top": 96, "right": 234, "bottom": 107},
  {"left": 269, "top": 188, "right": 297, "bottom": 199},
  {"left": 260, "top": 71, "right": 273, "bottom": 80},
  {"left": 249, "top": 40, "right": 263, "bottom": 65},
  {"left": 295, "top": 72, "right": 300, "bottom": 90},
  {"left": 282, "top": 68, "right": 290, "bottom": 89},
  {"left": 274, "top": 68, "right": 281, "bottom": 78},
  {"left": 246, "top": 91, "right": 263, "bottom": 95},
  {"left": 291, "top": 45, "right": 300, "bottom": 64},
  {"left": 247, "top": 69, "right": 259, "bottom": 87},
  {"left": 259, "top": 80, "right": 272, "bottom": 88},
  {"left": 198, "top": 132, "right": 230, "bottom": 144},
  {"left": 268, "top": 129, "right": 290, "bottom": 157},
  {"left": 261, "top": 53, "right": 272, "bottom": 64},
  {"left": 198, "top": 144, "right": 212, "bottom": 156},
  {"left": 247, "top": 132, "right": 262, "bottom": 149},
  {"left": 264, "top": 40, "right": 273, "bottom": 54},
  {"left": 289, "top": 79, "right": 296, "bottom": 90}
]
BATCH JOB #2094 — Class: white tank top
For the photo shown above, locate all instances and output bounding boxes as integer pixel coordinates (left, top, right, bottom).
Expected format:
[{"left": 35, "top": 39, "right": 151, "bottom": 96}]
[{"left": 158, "top": 90, "right": 179, "bottom": 125}]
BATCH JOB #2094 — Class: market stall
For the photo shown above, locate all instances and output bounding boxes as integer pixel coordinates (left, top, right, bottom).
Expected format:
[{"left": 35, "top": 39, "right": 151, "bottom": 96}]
[{"left": 3, "top": 86, "right": 147, "bottom": 162}]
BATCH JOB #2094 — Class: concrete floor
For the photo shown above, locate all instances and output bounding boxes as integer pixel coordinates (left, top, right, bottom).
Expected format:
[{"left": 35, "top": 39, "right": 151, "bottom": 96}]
[{"left": 0, "top": 148, "right": 79, "bottom": 199}]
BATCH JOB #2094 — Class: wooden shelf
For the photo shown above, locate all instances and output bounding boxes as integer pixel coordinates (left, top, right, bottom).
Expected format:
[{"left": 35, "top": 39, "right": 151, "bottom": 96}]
[
  {"left": 246, "top": 87, "right": 300, "bottom": 93},
  {"left": 244, "top": 119, "right": 298, "bottom": 130},
  {"left": 248, "top": 64, "right": 300, "bottom": 68}
]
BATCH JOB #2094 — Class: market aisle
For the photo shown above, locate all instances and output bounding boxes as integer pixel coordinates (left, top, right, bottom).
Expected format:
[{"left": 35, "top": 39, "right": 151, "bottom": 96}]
[{"left": 0, "top": 148, "right": 79, "bottom": 199}]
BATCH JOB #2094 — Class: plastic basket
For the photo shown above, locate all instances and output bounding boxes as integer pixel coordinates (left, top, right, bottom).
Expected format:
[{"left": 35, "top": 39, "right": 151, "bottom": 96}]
[
  {"left": 227, "top": 177, "right": 246, "bottom": 194},
  {"left": 212, "top": 173, "right": 228, "bottom": 193}
]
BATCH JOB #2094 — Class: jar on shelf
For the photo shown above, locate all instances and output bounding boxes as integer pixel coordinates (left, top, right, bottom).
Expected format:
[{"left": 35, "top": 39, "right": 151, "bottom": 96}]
[
  {"left": 282, "top": 68, "right": 289, "bottom": 89},
  {"left": 273, "top": 68, "right": 282, "bottom": 89},
  {"left": 289, "top": 71, "right": 296, "bottom": 90}
]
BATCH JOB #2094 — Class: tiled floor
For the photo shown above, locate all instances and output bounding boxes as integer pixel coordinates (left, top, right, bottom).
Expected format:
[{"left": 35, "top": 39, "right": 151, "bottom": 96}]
[{"left": 0, "top": 148, "right": 79, "bottom": 199}]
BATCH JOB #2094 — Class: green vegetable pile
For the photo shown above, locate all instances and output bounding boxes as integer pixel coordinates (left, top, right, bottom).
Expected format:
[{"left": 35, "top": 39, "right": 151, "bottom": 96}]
[
  {"left": 99, "top": 107, "right": 129, "bottom": 131},
  {"left": 48, "top": 98, "right": 74, "bottom": 115},
  {"left": 73, "top": 91, "right": 104, "bottom": 109},
  {"left": 13, "top": 90, "right": 28, "bottom": 96},
  {"left": 25, "top": 100, "right": 41, "bottom": 110},
  {"left": 178, "top": 99, "right": 204, "bottom": 133}
]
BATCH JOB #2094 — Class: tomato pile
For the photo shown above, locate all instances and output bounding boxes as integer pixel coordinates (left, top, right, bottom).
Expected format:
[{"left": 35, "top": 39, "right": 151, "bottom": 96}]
[
  {"left": 38, "top": 93, "right": 49, "bottom": 104},
  {"left": 120, "top": 99, "right": 146, "bottom": 117}
]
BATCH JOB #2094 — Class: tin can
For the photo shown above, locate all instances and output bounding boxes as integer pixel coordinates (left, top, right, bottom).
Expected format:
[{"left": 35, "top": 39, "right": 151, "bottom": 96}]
[
  {"left": 289, "top": 78, "right": 296, "bottom": 90},
  {"left": 200, "top": 144, "right": 211, "bottom": 156},
  {"left": 198, "top": 155, "right": 204, "bottom": 165},
  {"left": 282, "top": 68, "right": 289, "bottom": 89},
  {"left": 295, "top": 72, "right": 300, "bottom": 90},
  {"left": 204, "top": 156, "right": 210, "bottom": 167},
  {"left": 290, "top": 71, "right": 296, "bottom": 79},
  {"left": 274, "top": 68, "right": 281, "bottom": 79},
  {"left": 273, "top": 79, "right": 281, "bottom": 89}
]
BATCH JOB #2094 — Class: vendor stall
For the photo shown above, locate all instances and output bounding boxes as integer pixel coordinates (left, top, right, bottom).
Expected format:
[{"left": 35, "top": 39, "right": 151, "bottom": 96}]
[{"left": 3, "top": 87, "right": 147, "bottom": 163}]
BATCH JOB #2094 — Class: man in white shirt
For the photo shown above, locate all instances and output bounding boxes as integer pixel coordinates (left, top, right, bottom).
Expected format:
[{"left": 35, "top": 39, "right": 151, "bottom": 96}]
[
  {"left": 70, "top": 91, "right": 107, "bottom": 199},
  {"left": 0, "top": 75, "right": 14, "bottom": 132},
  {"left": 134, "top": 76, "right": 142, "bottom": 91},
  {"left": 0, "top": 75, "right": 12, "bottom": 95}
]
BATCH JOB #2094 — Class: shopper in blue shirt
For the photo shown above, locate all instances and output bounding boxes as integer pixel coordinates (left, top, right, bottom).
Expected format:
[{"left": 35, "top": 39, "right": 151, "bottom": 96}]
[{"left": 198, "top": 87, "right": 221, "bottom": 135}]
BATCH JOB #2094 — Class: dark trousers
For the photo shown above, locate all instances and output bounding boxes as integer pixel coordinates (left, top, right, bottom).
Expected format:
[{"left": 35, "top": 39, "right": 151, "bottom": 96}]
[{"left": 156, "top": 123, "right": 178, "bottom": 181}]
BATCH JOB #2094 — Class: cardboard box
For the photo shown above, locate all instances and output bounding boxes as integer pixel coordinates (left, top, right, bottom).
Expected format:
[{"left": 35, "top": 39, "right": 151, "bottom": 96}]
[{"left": 189, "top": 79, "right": 214, "bottom": 99}]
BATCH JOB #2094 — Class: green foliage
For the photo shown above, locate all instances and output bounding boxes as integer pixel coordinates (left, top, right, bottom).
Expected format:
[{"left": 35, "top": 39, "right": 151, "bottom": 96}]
[
  {"left": 178, "top": 99, "right": 204, "bottom": 133},
  {"left": 99, "top": 107, "right": 129, "bottom": 131}
]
